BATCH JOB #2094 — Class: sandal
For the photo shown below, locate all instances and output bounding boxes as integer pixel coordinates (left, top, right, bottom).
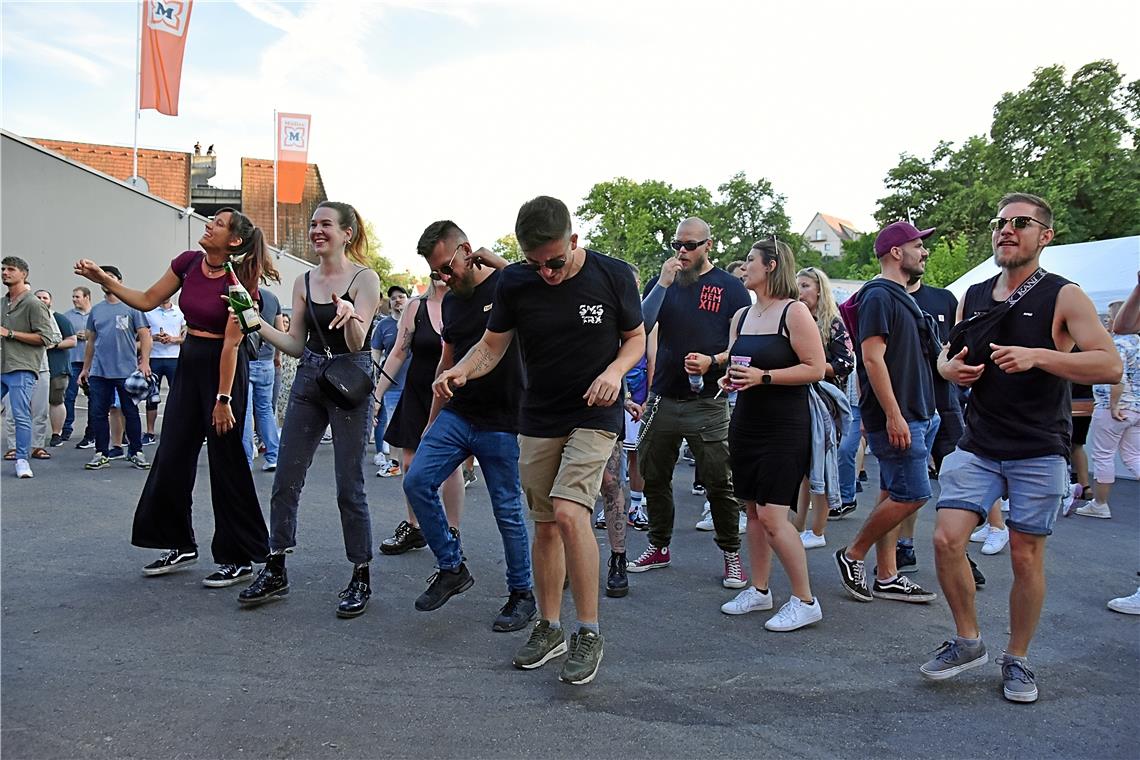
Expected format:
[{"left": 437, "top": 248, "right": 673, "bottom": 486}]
[
  {"left": 3, "top": 449, "right": 14, "bottom": 461},
  {"left": 31, "top": 448, "right": 52, "bottom": 460}
]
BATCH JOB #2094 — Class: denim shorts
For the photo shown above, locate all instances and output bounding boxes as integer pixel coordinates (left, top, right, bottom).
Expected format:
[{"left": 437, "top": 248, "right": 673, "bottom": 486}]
[
  {"left": 936, "top": 448, "right": 1066, "bottom": 536},
  {"left": 866, "top": 416, "right": 940, "bottom": 503}
]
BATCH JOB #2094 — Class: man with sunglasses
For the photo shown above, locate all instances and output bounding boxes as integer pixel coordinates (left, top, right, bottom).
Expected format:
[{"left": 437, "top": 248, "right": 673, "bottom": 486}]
[
  {"left": 434, "top": 196, "right": 645, "bottom": 686},
  {"left": 628, "top": 218, "right": 752, "bottom": 589},
  {"left": 922, "top": 193, "right": 1121, "bottom": 703}
]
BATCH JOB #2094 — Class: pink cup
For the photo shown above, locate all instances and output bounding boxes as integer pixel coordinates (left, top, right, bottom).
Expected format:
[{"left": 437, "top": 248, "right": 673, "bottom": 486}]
[{"left": 729, "top": 355, "right": 751, "bottom": 390}]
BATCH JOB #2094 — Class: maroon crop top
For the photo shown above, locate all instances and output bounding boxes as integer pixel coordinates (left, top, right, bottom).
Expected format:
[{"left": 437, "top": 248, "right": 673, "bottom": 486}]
[{"left": 171, "top": 250, "right": 259, "bottom": 334}]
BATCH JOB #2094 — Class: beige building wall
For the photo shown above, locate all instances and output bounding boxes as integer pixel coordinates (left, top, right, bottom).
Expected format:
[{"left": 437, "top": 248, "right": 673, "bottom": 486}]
[
  {"left": 1, "top": 131, "right": 310, "bottom": 309},
  {"left": 804, "top": 213, "right": 845, "bottom": 258}
]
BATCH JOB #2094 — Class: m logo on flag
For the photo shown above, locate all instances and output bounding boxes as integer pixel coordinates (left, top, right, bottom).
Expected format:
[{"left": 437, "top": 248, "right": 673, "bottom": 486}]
[
  {"left": 148, "top": 0, "right": 188, "bottom": 37},
  {"left": 280, "top": 118, "right": 308, "bottom": 151}
]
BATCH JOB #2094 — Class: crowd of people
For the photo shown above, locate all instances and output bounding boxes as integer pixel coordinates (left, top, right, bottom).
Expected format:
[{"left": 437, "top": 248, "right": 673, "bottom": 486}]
[{"left": 2, "top": 190, "right": 1137, "bottom": 698}]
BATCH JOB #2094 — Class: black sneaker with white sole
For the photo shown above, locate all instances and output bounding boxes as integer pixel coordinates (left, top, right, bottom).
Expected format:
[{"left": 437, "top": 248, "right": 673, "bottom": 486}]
[
  {"left": 872, "top": 574, "right": 937, "bottom": 602},
  {"left": 828, "top": 501, "right": 857, "bottom": 520},
  {"left": 834, "top": 547, "right": 872, "bottom": 602},
  {"left": 202, "top": 564, "right": 253, "bottom": 587},
  {"left": 142, "top": 547, "right": 199, "bottom": 576}
]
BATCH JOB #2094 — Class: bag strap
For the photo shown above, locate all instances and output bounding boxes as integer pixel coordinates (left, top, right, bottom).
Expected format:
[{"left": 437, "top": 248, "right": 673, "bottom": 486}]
[
  {"left": 304, "top": 272, "right": 333, "bottom": 359},
  {"left": 1003, "top": 268, "right": 1046, "bottom": 307}
]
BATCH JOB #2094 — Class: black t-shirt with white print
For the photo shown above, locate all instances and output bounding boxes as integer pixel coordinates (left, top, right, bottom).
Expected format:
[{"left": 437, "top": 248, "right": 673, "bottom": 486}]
[{"left": 487, "top": 250, "right": 643, "bottom": 437}]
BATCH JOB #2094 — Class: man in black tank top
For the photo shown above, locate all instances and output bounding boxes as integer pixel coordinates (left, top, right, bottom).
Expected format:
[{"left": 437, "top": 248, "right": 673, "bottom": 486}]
[{"left": 922, "top": 193, "right": 1122, "bottom": 704}]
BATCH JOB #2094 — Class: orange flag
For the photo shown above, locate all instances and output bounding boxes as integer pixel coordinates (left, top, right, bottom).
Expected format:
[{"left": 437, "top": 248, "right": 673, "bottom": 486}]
[
  {"left": 277, "top": 113, "right": 311, "bottom": 204},
  {"left": 139, "top": 0, "right": 194, "bottom": 116}
]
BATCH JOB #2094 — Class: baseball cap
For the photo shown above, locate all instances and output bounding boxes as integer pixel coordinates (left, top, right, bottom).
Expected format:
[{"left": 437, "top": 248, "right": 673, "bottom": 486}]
[
  {"left": 387, "top": 285, "right": 409, "bottom": 298},
  {"left": 874, "top": 221, "right": 935, "bottom": 257}
]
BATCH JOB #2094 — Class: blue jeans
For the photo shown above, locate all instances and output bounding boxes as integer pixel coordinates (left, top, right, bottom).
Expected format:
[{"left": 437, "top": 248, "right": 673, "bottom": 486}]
[
  {"left": 88, "top": 376, "right": 142, "bottom": 456},
  {"left": 243, "top": 358, "right": 280, "bottom": 465},
  {"left": 403, "top": 408, "right": 532, "bottom": 591},
  {"left": 374, "top": 388, "right": 402, "bottom": 454},
  {"left": 937, "top": 449, "right": 1066, "bottom": 536},
  {"left": 838, "top": 404, "right": 862, "bottom": 503},
  {"left": 144, "top": 357, "right": 179, "bottom": 411},
  {"left": 1, "top": 370, "right": 37, "bottom": 460},
  {"left": 64, "top": 362, "right": 84, "bottom": 436}
]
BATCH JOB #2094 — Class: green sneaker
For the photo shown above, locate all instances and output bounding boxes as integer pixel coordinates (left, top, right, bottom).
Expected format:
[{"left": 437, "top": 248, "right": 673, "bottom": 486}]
[
  {"left": 558, "top": 629, "right": 605, "bottom": 685},
  {"left": 512, "top": 620, "right": 567, "bottom": 670}
]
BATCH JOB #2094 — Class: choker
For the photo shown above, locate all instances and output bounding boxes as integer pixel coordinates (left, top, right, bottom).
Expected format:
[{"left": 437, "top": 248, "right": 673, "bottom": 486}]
[{"left": 205, "top": 258, "right": 226, "bottom": 271}]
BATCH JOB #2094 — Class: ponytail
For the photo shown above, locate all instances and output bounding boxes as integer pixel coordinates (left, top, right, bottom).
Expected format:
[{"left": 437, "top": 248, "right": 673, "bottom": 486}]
[
  {"left": 317, "top": 200, "right": 369, "bottom": 265},
  {"left": 217, "top": 207, "right": 281, "bottom": 293}
]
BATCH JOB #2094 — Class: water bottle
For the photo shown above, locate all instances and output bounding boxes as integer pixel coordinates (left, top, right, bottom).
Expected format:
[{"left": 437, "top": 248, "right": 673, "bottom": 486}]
[{"left": 688, "top": 372, "right": 704, "bottom": 394}]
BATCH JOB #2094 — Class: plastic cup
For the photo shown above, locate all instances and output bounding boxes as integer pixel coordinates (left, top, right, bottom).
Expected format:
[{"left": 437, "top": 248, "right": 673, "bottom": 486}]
[{"left": 729, "top": 355, "right": 752, "bottom": 390}]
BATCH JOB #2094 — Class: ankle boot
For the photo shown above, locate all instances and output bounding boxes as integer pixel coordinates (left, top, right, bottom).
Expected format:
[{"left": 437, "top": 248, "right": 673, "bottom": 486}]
[
  {"left": 337, "top": 563, "right": 371, "bottom": 618},
  {"left": 238, "top": 553, "right": 289, "bottom": 606},
  {"left": 605, "top": 551, "right": 628, "bottom": 598}
]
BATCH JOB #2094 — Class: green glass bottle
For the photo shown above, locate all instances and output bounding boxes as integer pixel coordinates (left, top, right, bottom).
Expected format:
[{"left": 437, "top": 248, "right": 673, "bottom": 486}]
[{"left": 223, "top": 261, "right": 261, "bottom": 334}]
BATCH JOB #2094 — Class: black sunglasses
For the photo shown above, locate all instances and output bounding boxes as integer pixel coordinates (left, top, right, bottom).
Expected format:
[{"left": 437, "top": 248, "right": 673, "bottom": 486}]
[
  {"left": 670, "top": 238, "right": 708, "bottom": 252},
  {"left": 989, "top": 216, "right": 1050, "bottom": 232},
  {"left": 521, "top": 255, "right": 568, "bottom": 272},
  {"left": 429, "top": 243, "right": 465, "bottom": 281}
]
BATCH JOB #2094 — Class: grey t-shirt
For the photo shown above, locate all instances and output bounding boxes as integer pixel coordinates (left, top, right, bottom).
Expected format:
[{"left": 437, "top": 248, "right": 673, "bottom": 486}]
[
  {"left": 256, "top": 289, "right": 282, "bottom": 361},
  {"left": 88, "top": 300, "right": 148, "bottom": 379}
]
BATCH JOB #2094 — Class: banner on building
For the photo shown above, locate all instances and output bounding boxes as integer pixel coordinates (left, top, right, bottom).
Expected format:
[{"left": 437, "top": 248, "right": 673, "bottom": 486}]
[
  {"left": 276, "top": 112, "right": 311, "bottom": 204},
  {"left": 139, "top": 0, "right": 194, "bottom": 116}
]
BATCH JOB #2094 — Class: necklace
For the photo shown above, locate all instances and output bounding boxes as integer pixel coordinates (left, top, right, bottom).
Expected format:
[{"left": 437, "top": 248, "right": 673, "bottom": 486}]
[
  {"left": 204, "top": 257, "right": 226, "bottom": 271},
  {"left": 753, "top": 298, "right": 778, "bottom": 320}
]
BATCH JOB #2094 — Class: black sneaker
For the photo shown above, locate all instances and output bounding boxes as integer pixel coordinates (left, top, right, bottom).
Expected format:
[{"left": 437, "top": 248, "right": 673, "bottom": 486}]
[
  {"left": 605, "top": 552, "right": 628, "bottom": 598},
  {"left": 61, "top": 430, "right": 73, "bottom": 442},
  {"left": 379, "top": 520, "right": 427, "bottom": 555},
  {"left": 239, "top": 556, "right": 289, "bottom": 606},
  {"left": 872, "top": 575, "right": 937, "bottom": 603},
  {"left": 202, "top": 564, "right": 253, "bottom": 588},
  {"left": 834, "top": 547, "right": 872, "bottom": 602},
  {"left": 858, "top": 470, "right": 868, "bottom": 482},
  {"left": 142, "top": 547, "right": 199, "bottom": 576},
  {"left": 968, "top": 554, "right": 986, "bottom": 588},
  {"left": 828, "top": 501, "right": 857, "bottom": 520},
  {"left": 856, "top": 481, "right": 864, "bottom": 494},
  {"left": 493, "top": 588, "right": 537, "bottom": 632},
  {"left": 337, "top": 564, "right": 371, "bottom": 618},
  {"left": 76, "top": 436, "right": 95, "bottom": 450},
  {"left": 49, "top": 433, "right": 64, "bottom": 448},
  {"left": 415, "top": 564, "right": 474, "bottom": 611},
  {"left": 896, "top": 543, "right": 918, "bottom": 574}
]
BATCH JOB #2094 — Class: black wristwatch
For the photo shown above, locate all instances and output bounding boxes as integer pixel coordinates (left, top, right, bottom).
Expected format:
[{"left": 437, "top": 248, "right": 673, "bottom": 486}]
[
  {"left": 216, "top": 394, "right": 232, "bottom": 405},
  {"left": 708, "top": 354, "right": 720, "bottom": 369},
  {"left": 761, "top": 371, "right": 773, "bottom": 385}
]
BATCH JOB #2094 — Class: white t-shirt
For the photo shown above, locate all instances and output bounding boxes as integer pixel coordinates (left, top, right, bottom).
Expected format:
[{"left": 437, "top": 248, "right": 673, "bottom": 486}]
[{"left": 146, "top": 305, "right": 185, "bottom": 359}]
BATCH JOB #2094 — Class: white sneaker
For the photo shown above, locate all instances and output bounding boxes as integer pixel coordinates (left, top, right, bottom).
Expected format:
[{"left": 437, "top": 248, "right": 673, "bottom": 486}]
[
  {"left": 969, "top": 524, "right": 992, "bottom": 543},
  {"left": 1108, "top": 587, "right": 1140, "bottom": 615},
  {"left": 800, "top": 530, "right": 826, "bottom": 549},
  {"left": 720, "top": 586, "right": 773, "bottom": 615},
  {"left": 373, "top": 452, "right": 386, "bottom": 467},
  {"left": 981, "top": 527, "right": 1009, "bottom": 555},
  {"left": 14, "top": 459, "right": 33, "bottom": 479},
  {"left": 764, "top": 596, "right": 823, "bottom": 632},
  {"left": 738, "top": 510, "right": 747, "bottom": 534},
  {"left": 1075, "top": 501, "right": 1111, "bottom": 519},
  {"left": 695, "top": 501, "right": 713, "bottom": 531},
  {"left": 999, "top": 498, "right": 1010, "bottom": 513}
]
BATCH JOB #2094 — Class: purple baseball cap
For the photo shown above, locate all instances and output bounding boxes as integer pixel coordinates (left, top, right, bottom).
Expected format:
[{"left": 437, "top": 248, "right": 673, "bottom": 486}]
[{"left": 874, "top": 221, "right": 935, "bottom": 257}]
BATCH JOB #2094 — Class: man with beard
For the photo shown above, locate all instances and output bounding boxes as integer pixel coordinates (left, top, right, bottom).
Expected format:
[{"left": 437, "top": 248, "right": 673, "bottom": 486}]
[
  {"left": 372, "top": 284, "right": 409, "bottom": 474},
  {"left": 627, "top": 217, "right": 752, "bottom": 590},
  {"left": 922, "top": 194, "right": 1120, "bottom": 703},
  {"left": 834, "top": 222, "right": 940, "bottom": 605},
  {"left": 402, "top": 220, "right": 536, "bottom": 633}
]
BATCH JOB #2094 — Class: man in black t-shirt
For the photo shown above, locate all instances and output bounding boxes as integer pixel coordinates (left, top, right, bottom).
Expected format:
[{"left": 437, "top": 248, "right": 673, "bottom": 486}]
[
  {"left": 402, "top": 220, "right": 537, "bottom": 634},
  {"left": 834, "top": 221, "right": 941, "bottom": 606},
  {"left": 629, "top": 217, "right": 752, "bottom": 588},
  {"left": 434, "top": 197, "right": 646, "bottom": 686}
]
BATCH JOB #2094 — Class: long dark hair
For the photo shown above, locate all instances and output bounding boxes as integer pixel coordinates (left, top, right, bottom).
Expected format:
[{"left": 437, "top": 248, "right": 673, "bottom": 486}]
[{"left": 217, "top": 207, "right": 281, "bottom": 292}]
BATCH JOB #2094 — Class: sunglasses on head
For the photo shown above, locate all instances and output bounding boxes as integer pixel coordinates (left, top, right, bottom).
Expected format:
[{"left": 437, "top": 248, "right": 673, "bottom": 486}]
[
  {"left": 521, "top": 255, "right": 568, "bottom": 272},
  {"left": 989, "top": 216, "right": 1049, "bottom": 232},
  {"left": 670, "top": 238, "right": 708, "bottom": 252},
  {"left": 429, "top": 243, "right": 465, "bottom": 281}
]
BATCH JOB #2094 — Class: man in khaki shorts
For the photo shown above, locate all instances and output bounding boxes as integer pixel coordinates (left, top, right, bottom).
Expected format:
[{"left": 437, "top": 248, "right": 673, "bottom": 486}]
[{"left": 434, "top": 196, "right": 645, "bottom": 685}]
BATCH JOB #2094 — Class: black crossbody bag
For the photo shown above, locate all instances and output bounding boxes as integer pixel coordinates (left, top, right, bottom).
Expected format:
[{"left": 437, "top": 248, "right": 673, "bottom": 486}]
[
  {"left": 304, "top": 272, "right": 374, "bottom": 410},
  {"left": 947, "top": 268, "right": 1046, "bottom": 363}
]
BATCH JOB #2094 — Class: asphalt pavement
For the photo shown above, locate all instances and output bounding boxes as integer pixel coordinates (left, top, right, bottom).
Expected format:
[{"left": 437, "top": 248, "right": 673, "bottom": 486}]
[{"left": 2, "top": 427, "right": 1138, "bottom": 759}]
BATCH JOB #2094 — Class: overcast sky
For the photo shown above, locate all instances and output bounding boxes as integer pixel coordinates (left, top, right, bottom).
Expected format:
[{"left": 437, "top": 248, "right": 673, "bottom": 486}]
[{"left": 3, "top": 0, "right": 1138, "bottom": 274}]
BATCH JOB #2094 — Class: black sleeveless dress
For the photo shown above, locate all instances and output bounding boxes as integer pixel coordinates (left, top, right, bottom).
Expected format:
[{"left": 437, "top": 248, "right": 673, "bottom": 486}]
[
  {"left": 728, "top": 303, "right": 811, "bottom": 508},
  {"left": 383, "top": 297, "right": 442, "bottom": 450}
]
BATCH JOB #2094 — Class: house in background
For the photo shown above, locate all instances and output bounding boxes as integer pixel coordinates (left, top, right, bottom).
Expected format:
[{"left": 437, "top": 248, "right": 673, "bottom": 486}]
[{"left": 802, "top": 212, "right": 861, "bottom": 258}]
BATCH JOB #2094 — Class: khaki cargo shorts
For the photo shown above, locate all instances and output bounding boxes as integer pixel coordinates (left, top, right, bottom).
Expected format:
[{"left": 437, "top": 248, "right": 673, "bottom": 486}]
[{"left": 518, "top": 428, "right": 618, "bottom": 522}]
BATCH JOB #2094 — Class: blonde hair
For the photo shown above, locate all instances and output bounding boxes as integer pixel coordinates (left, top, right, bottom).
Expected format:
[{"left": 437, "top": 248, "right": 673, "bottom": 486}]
[
  {"left": 750, "top": 238, "right": 798, "bottom": 300},
  {"left": 797, "top": 266, "right": 839, "bottom": 345}
]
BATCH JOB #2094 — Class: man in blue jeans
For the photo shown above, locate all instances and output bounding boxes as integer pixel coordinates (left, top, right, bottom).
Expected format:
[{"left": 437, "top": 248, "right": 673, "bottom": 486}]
[
  {"left": 242, "top": 287, "right": 283, "bottom": 470},
  {"left": 402, "top": 220, "right": 535, "bottom": 632},
  {"left": 63, "top": 286, "right": 93, "bottom": 446},
  {"left": 79, "top": 266, "right": 152, "bottom": 471},
  {"left": 834, "top": 221, "right": 941, "bottom": 604}
]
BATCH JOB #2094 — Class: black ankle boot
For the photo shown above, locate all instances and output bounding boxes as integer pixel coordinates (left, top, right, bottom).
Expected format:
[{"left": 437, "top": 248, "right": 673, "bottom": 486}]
[
  {"left": 238, "top": 554, "right": 289, "bottom": 606},
  {"left": 337, "top": 563, "right": 371, "bottom": 618},
  {"left": 605, "top": 551, "right": 628, "bottom": 598}
]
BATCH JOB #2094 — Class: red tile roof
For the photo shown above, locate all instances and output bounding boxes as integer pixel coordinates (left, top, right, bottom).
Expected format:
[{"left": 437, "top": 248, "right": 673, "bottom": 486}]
[{"left": 29, "top": 138, "right": 191, "bottom": 207}]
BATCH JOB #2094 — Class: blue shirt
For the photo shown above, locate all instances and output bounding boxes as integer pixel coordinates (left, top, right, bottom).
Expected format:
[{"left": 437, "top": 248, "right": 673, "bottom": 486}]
[
  {"left": 87, "top": 300, "right": 148, "bottom": 379},
  {"left": 65, "top": 308, "right": 90, "bottom": 364},
  {"left": 371, "top": 314, "right": 406, "bottom": 389}
]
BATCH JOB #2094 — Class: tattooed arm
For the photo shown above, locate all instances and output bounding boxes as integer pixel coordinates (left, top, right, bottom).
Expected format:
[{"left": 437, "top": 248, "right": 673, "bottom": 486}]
[
  {"left": 375, "top": 297, "right": 419, "bottom": 398},
  {"left": 432, "top": 328, "right": 514, "bottom": 400}
]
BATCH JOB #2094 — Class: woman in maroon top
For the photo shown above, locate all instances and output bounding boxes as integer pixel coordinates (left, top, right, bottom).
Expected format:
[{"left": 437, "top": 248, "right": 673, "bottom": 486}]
[{"left": 74, "top": 209, "right": 278, "bottom": 587}]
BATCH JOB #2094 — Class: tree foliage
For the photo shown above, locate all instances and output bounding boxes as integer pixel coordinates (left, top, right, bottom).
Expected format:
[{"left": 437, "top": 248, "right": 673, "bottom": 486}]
[{"left": 491, "top": 233, "right": 522, "bottom": 262}]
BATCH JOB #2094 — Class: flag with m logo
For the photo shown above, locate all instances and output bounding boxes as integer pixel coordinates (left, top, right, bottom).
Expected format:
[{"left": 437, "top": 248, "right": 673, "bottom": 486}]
[
  {"left": 139, "top": 0, "right": 193, "bottom": 115},
  {"left": 277, "top": 113, "right": 312, "bottom": 204}
]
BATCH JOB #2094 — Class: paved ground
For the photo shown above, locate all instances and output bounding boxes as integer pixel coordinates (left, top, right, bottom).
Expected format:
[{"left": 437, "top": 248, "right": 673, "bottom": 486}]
[{"left": 2, "top": 425, "right": 1138, "bottom": 759}]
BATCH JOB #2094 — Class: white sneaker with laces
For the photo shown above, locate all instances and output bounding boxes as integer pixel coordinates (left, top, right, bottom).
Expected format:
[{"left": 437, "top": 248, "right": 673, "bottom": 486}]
[
  {"left": 800, "top": 530, "right": 826, "bottom": 549},
  {"left": 720, "top": 586, "right": 773, "bottom": 615},
  {"left": 14, "top": 459, "right": 33, "bottom": 479},
  {"left": 969, "top": 524, "right": 992, "bottom": 543},
  {"left": 764, "top": 596, "right": 823, "bottom": 632},
  {"left": 981, "top": 527, "right": 1009, "bottom": 555},
  {"left": 1107, "top": 587, "right": 1140, "bottom": 615},
  {"left": 695, "top": 501, "right": 713, "bottom": 531},
  {"left": 738, "top": 510, "right": 747, "bottom": 534},
  {"left": 373, "top": 452, "right": 386, "bottom": 467},
  {"left": 1075, "top": 501, "right": 1111, "bottom": 519}
]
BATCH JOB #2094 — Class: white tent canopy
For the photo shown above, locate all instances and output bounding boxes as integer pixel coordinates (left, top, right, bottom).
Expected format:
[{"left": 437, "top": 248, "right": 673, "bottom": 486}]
[{"left": 948, "top": 235, "right": 1139, "bottom": 312}]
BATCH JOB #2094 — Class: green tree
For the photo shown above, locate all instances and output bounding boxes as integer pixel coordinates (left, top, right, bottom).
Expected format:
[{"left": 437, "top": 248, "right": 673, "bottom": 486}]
[
  {"left": 361, "top": 220, "right": 392, "bottom": 282},
  {"left": 923, "top": 235, "right": 976, "bottom": 288},
  {"left": 491, "top": 233, "right": 521, "bottom": 262}
]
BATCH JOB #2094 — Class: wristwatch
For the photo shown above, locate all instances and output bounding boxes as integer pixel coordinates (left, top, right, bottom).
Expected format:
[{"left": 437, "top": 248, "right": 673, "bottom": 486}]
[
  {"left": 761, "top": 371, "right": 773, "bottom": 385},
  {"left": 4, "top": 328, "right": 12, "bottom": 340},
  {"left": 708, "top": 354, "right": 720, "bottom": 369},
  {"left": 216, "top": 394, "right": 232, "bottom": 405}
]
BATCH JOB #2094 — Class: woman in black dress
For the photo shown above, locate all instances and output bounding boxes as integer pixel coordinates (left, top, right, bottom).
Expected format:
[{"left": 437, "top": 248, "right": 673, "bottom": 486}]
[
  {"left": 715, "top": 238, "right": 826, "bottom": 632},
  {"left": 373, "top": 279, "right": 466, "bottom": 554}
]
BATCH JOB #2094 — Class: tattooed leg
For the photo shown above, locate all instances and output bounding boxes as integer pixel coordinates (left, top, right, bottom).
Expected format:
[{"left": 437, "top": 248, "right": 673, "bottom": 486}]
[{"left": 600, "top": 439, "right": 627, "bottom": 554}]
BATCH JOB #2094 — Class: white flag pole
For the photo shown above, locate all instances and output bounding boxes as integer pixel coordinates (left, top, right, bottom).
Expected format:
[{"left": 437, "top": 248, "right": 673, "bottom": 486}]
[
  {"left": 133, "top": 0, "right": 143, "bottom": 179},
  {"left": 273, "top": 110, "right": 278, "bottom": 247}
]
